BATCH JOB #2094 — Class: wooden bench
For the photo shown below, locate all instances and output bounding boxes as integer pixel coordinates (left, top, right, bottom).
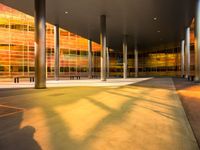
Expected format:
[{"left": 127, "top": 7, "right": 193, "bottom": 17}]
[
  {"left": 14, "top": 76, "right": 34, "bottom": 83},
  {"left": 188, "top": 75, "right": 195, "bottom": 81},
  {"left": 92, "top": 75, "right": 98, "bottom": 79},
  {"left": 69, "top": 75, "right": 80, "bottom": 80}
]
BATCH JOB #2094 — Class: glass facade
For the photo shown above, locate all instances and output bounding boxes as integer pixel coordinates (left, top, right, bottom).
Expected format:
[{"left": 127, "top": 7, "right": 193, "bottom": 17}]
[
  {"left": 136, "top": 47, "right": 181, "bottom": 77},
  {"left": 59, "top": 29, "right": 101, "bottom": 78},
  {"left": 126, "top": 19, "right": 195, "bottom": 77},
  {"left": 0, "top": 4, "right": 102, "bottom": 78},
  {"left": 0, "top": 3, "right": 195, "bottom": 79}
]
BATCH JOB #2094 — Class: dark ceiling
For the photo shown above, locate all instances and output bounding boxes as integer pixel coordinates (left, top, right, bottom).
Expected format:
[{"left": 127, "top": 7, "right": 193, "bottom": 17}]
[{"left": 1, "top": 0, "right": 196, "bottom": 50}]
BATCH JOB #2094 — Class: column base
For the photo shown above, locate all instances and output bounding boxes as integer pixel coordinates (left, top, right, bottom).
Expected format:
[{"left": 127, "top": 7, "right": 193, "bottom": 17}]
[
  {"left": 35, "top": 83, "right": 46, "bottom": 89},
  {"left": 35, "top": 86, "right": 46, "bottom": 89}
]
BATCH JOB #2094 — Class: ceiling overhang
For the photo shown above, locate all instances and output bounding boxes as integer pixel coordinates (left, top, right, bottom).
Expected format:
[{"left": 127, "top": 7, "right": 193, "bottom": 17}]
[{"left": 1, "top": 0, "right": 196, "bottom": 50}]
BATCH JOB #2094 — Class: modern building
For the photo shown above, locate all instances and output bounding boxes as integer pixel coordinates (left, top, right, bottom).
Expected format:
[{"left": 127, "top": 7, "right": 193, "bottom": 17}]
[
  {"left": 0, "top": 0, "right": 198, "bottom": 89},
  {"left": 1, "top": 1, "right": 200, "bottom": 150}
]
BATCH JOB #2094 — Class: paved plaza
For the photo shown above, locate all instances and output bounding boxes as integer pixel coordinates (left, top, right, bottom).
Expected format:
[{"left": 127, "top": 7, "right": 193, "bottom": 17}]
[{"left": 0, "top": 78, "right": 199, "bottom": 150}]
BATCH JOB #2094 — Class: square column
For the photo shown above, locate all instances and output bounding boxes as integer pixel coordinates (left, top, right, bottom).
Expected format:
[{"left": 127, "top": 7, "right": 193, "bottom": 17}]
[
  {"left": 100, "top": 15, "right": 107, "bottom": 81},
  {"left": 34, "top": 0, "right": 46, "bottom": 89},
  {"left": 54, "top": 24, "right": 60, "bottom": 81},
  {"left": 123, "top": 35, "right": 128, "bottom": 79},
  {"left": 134, "top": 47, "right": 138, "bottom": 78},
  {"left": 88, "top": 39, "right": 92, "bottom": 79},
  {"left": 181, "top": 40, "right": 185, "bottom": 78},
  {"left": 185, "top": 27, "right": 190, "bottom": 79},
  {"left": 195, "top": 0, "right": 200, "bottom": 82}
]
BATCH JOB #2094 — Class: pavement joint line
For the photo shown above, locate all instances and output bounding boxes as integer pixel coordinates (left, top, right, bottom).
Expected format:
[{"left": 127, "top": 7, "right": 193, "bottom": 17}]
[
  {"left": 0, "top": 104, "right": 25, "bottom": 111},
  {"left": 0, "top": 104, "right": 25, "bottom": 118},
  {"left": 0, "top": 110, "right": 24, "bottom": 118}
]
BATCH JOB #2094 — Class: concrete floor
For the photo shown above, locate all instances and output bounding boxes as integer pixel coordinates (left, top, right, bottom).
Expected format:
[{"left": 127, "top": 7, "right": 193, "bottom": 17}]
[
  {"left": 173, "top": 78, "right": 200, "bottom": 147},
  {"left": 0, "top": 78, "right": 199, "bottom": 150},
  {"left": 0, "top": 78, "right": 151, "bottom": 88}
]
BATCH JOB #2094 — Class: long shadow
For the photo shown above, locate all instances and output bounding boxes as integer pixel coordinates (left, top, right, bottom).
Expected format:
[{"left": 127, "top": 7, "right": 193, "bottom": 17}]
[
  {"left": 132, "top": 103, "right": 176, "bottom": 120},
  {"left": 0, "top": 77, "right": 189, "bottom": 150},
  {"left": 0, "top": 86, "right": 91, "bottom": 99},
  {"left": 106, "top": 89, "right": 177, "bottom": 120},
  {"left": 0, "top": 112, "right": 42, "bottom": 150},
  {"left": 42, "top": 108, "right": 79, "bottom": 150},
  {"left": 0, "top": 88, "right": 48, "bottom": 98},
  {"left": 87, "top": 98, "right": 115, "bottom": 112},
  {"left": 38, "top": 88, "right": 137, "bottom": 150},
  {"left": 0, "top": 77, "right": 155, "bottom": 99},
  {"left": 130, "top": 77, "right": 174, "bottom": 90},
  {"left": 106, "top": 90, "right": 178, "bottom": 110},
  {"left": 0, "top": 86, "right": 111, "bottom": 150},
  {"left": 81, "top": 97, "right": 135, "bottom": 147},
  {"left": 0, "top": 77, "right": 168, "bottom": 99},
  {"left": 0, "top": 86, "right": 109, "bottom": 108},
  {"left": 172, "top": 77, "right": 199, "bottom": 91}
]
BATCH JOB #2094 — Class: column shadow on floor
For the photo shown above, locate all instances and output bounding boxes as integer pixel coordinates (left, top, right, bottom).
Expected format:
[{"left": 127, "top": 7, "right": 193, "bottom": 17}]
[{"left": 0, "top": 77, "right": 196, "bottom": 150}]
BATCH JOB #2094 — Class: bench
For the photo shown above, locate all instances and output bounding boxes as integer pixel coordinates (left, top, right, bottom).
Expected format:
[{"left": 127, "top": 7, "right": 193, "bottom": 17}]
[
  {"left": 188, "top": 75, "right": 195, "bottom": 81},
  {"left": 69, "top": 75, "right": 80, "bottom": 80},
  {"left": 92, "top": 75, "right": 98, "bottom": 79},
  {"left": 14, "top": 76, "right": 34, "bottom": 83}
]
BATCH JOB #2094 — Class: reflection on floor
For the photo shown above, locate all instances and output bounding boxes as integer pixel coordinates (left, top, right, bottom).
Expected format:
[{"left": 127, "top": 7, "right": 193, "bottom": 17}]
[
  {"left": 0, "top": 78, "right": 151, "bottom": 89},
  {"left": 173, "top": 78, "right": 200, "bottom": 148},
  {"left": 0, "top": 78, "right": 199, "bottom": 150}
]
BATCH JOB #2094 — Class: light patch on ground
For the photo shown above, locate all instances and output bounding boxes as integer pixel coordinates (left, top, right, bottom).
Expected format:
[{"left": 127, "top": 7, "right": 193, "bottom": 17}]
[{"left": 54, "top": 98, "right": 109, "bottom": 141}]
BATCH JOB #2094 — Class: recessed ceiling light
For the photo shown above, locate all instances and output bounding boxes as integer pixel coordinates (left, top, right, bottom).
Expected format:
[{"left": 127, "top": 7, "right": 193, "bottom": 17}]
[
  {"left": 153, "top": 17, "right": 157, "bottom": 21},
  {"left": 157, "top": 30, "right": 161, "bottom": 33},
  {"left": 65, "top": 11, "right": 68, "bottom": 14}
]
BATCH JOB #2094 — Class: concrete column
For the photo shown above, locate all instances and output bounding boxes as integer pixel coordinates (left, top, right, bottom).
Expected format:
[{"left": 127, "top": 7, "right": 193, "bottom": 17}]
[
  {"left": 54, "top": 24, "right": 59, "bottom": 81},
  {"left": 106, "top": 47, "right": 109, "bottom": 78},
  {"left": 195, "top": 0, "right": 200, "bottom": 82},
  {"left": 134, "top": 47, "right": 138, "bottom": 78},
  {"left": 181, "top": 40, "right": 185, "bottom": 78},
  {"left": 100, "top": 15, "right": 107, "bottom": 81},
  {"left": 88, "top": 39, "right": 92, "bottom": 79},
  {"left": 34, "top": 0, "right": 46, "bottom": 89},
  {"left": 123, "top": 35, "right": 128, "bottom": 79},
  {"left": 185, "top": 27, "right": 190, "bottom": 79}
]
